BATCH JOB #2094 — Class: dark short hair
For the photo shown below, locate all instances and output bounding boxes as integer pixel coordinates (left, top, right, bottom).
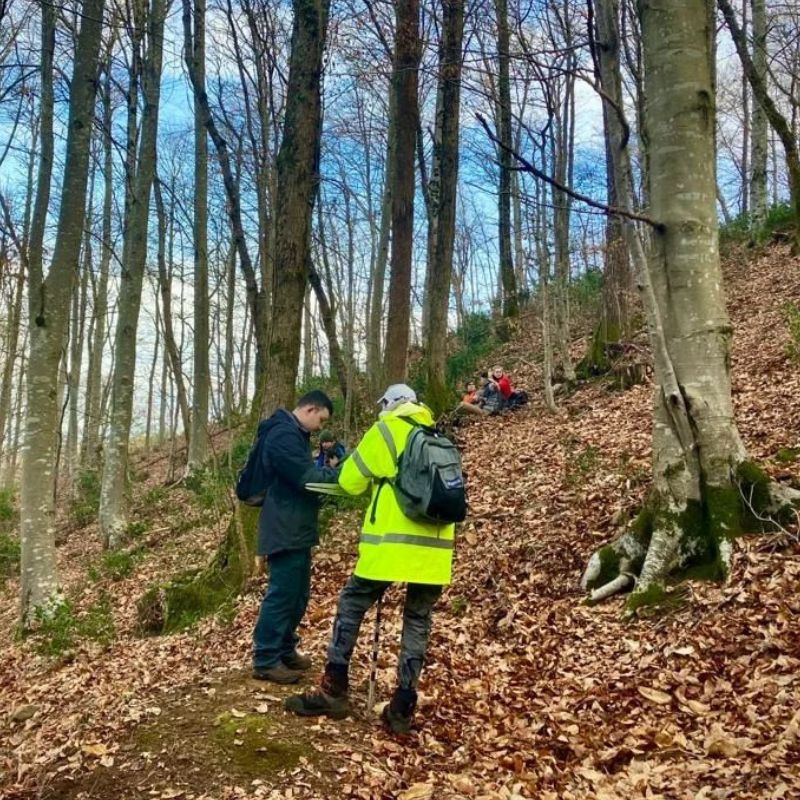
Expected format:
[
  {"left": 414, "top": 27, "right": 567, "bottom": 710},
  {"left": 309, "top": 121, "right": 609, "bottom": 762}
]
[
  {"left": 480, "top": 371, "right": 488, "bottom": 379},
  {"left": 296, "top": 390, "right": 334, "bottom": 415}
]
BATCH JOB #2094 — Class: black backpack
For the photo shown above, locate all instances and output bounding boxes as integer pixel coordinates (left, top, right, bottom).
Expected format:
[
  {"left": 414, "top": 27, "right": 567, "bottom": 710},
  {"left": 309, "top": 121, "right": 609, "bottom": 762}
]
[
  {"left": 235, "top": 420, "right": 273, "bottom": 506},
  {"left": 392, "top": 420, "right": 467, "bottom": 524}
]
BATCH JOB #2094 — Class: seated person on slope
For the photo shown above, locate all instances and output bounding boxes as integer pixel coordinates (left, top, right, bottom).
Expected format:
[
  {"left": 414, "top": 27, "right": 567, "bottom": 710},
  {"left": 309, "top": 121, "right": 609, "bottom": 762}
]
[
  {"left": 458, "top": 373, "right": 503, "bottom": 416},
  {"left": 490, "top": 365, "right": 528, "bottom": 410}
]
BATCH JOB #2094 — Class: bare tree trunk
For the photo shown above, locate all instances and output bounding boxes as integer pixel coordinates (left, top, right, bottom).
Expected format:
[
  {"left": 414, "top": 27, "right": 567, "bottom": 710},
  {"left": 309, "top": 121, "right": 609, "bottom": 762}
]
[
  {"left": 748, "top": 0, "right": 768, "bottom": 232},
  {"left": 740, "top": 0, "right": 749, "bottom": 216},
  {"left": 99, "top": 0, "right": 166, "bottom": 549},
  {"left": 145, "top": 291, "right": 161, "bottom": 450},
  {"left": 153, "top": 178, "right": 190, "bottom": 436},
  {"left": 66, "top": 191, "right": 92, "bottom": 490},
  {"left": 20, "top": 0, "right": 105, "bottom": 625},
  {"left": 384, "top": 0, "right": 420, "bottom": 383},
  {"left": 551, "top": 66, "right": 576, "bottom": 382},
  {"left": 495, "top": 0, "right": 518, "bottom": 317},
  {"left": 589, "top": 0, "right": 632, "bottom": 372},
  {"left": 223, "top": 240, "right": 236, "bottom": 419},
  {"left": 425, "top": 0, "right": 464, "bottom": 416},
  {"left": 367, "top": 114, "right": 393, "bottom": 397},
  {"left": 718, "top": 0, "right": 800, "bottom": 251},
  {"left": 186, "top": 0, "right": 209, "bottom": 470},
  {"left": 82, "top": 50, "right": 114, "bottom": 466},
  {"left": 3, "top": 344, "right": 26, "bottom": 486},
  {"left": 534, "top": 147, "right": 557, "bottom": 414},
  {"left": 0, "top": 244, "right": 25, "bottom": 461},
  {"left": 583, "top": 0, "right": 800, "bottom": 610},
  {"left": 258, "top": 0, "right": 331, "bottom": 412},
  {"left": 183, "top": 1, "right": 267, "bottom": 384}
]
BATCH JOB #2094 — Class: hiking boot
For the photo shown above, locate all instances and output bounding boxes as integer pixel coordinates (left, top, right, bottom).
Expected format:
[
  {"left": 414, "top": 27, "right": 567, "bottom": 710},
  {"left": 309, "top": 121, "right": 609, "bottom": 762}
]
[
  {"left": 282, "top": 650, "right": 312, "bottom": 671},
  {"left": 382, "top": 688, "right": 417, "bottom": 734},
  {"left": 252, "top": 663, "right": 302, "bottom": 685},
  {"left": 284, "top": 664, "right": 349, "bottom": 720}
]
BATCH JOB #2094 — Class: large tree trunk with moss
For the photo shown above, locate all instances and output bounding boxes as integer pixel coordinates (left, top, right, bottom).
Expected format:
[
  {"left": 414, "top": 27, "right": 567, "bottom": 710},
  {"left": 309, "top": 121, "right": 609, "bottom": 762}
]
[
  {"left": 582, "top": 0, "right": 800, "bottom": 610},
  {"left": 425, "top": 0, "right": 464, "bottom": 416},
  {"left": 99, "top": 0, "right": 165, "bottom": 550},
  {"left": 260, "top": 0, "right": 331, "bottom": 413},
  {"left": 137, "top": 505, "right": 259, "bottom": 633},
  {"left": 19, "top": 0, "right": 105, "bottom": 625}
]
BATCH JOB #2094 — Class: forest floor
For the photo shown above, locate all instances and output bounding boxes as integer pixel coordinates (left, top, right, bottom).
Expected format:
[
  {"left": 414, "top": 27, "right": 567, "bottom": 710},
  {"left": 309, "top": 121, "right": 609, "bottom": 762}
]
[{"left": 2, "top": 244, "right": 800, "bottom": 800}]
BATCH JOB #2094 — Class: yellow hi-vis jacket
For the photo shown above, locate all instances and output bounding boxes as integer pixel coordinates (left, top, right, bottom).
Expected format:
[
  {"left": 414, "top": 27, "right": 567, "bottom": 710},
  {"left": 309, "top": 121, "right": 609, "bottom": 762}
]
[{"left": 338, "top": 401, "right": 455, "bottom": 585}]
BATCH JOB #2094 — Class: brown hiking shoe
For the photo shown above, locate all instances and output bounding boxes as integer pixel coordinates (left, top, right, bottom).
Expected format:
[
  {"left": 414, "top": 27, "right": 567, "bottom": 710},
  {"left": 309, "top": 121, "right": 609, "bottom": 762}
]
[
  {"left": 282, "top": 650, "right": 312, "bottom": 671},
  {"left": 252, "top": 663, "right": 302, "bottom": 684},
  {"left": 284, "top": 664, "right": 350, "bottom": 720}
]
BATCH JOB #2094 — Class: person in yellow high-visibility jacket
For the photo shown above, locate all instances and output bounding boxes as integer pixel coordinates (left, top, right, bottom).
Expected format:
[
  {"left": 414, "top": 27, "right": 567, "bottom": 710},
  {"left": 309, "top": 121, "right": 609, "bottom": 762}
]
[{"left": 285, "top": 384, "right": 456, "bottom": 733}]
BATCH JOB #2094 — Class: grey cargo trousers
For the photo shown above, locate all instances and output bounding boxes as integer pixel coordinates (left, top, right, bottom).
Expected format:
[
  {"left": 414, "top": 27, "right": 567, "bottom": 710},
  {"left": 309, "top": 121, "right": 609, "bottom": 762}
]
[{"left": 327, "top": 575, "right": 442, "bottom": 690}]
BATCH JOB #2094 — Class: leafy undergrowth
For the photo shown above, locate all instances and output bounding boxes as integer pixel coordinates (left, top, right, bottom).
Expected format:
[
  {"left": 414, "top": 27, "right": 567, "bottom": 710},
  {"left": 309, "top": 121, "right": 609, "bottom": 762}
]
[{"left": 1, "top": 245, "right": 799, "bottom": 799}]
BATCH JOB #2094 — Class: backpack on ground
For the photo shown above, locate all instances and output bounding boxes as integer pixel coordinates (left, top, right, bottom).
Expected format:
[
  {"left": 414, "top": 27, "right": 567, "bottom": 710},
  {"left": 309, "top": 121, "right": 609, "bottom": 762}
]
[
  {"left": 391, "top": 420, "right": 467, "bottom": 524},
  {"left": 236, "top": 421, "right": 272, "bottom": 506},
  {"left": 506, "top": 389, "right": 529, "bottom": 410}
]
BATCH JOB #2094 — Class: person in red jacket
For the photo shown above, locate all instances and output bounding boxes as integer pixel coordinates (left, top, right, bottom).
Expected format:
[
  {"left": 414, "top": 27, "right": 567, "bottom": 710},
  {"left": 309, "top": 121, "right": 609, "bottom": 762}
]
[{"left": 491, "top": 365, "right": 513, "bottom": 400}]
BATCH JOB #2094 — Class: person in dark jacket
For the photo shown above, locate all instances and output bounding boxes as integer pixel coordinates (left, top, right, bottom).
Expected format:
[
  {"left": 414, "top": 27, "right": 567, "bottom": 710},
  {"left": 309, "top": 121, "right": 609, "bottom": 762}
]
[
  {"left": 252, "top": 390, "right": 339, "bottom": 684},
  {"left": 314, "top": 430, "right": 346, "bottom": 468}
]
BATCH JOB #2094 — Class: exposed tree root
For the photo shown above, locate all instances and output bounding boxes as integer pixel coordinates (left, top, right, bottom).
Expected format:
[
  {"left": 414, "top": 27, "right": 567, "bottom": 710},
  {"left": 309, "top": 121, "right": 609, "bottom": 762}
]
[{"left": 582, "top": 462, "right": 800, "bottom": 609}]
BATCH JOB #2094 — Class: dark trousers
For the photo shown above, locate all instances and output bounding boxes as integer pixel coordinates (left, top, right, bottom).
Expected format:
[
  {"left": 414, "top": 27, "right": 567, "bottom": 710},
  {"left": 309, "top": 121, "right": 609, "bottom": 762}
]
[
  {"left": 252, "top": 548, "right": 311, "bottom": 669},
  {"left": 327, "top": 575, "right": 441, "bottom": 691}
]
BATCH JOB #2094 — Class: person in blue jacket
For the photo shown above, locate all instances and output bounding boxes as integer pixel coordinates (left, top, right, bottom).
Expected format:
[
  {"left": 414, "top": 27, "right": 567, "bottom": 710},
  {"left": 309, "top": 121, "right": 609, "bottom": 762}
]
[
  {"left": 315, "top": 430, "right": 346, "bottom": 468},
  {"left": 252, "top": 390, "right": 339, "bottom": 684}
]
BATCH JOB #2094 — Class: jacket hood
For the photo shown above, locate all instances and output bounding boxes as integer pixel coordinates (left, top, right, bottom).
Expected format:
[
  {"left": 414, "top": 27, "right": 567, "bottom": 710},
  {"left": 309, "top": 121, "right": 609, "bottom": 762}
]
[
  {"left": 380, "top": 400, "right": 434, "bottom": 426},
  {"left": 260, "top": 407, "right": 307, "bottom": 437}
]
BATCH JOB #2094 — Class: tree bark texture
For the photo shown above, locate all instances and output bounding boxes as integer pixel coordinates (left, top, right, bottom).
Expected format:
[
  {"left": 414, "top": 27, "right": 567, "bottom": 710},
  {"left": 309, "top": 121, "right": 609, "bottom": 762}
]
[
  {"left": 425, "top": 0, "right": 464, "bottom": 416},
  {"left": 82, "top": 56, "right": 113, "bottom": 466},
  {"left": 186, "top": 0, "right": 210, "bottom": 469},
  {"left": 494, "top": 0, "right": 518, "bottom": 317},
  {"left": 20, "top": 0, "right": 105, "bottom": 625},
  {"left": 582, "top": 0, "right": 799, "bottom": 609},
  {"left": 748, "top": 0, "right": 768, "bottom": 232},
  {"left": 260, "top": 0, "right": 331, "bottom": 413},
  {"left": 99, "top": 0, "right": 165, "bottom": 549},
  {"left": 383, "top": 0, "right": 420, "bottom": 384}
]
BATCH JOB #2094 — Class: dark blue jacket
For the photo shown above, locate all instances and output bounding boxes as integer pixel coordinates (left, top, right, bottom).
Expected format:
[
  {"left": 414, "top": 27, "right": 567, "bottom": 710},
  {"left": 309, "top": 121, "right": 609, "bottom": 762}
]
[
  {"left": 257, "top": 408, "right": 338, "bottom": 557},
  {"left": 314, "top": 441, "right": 346, "bottom": 468}
]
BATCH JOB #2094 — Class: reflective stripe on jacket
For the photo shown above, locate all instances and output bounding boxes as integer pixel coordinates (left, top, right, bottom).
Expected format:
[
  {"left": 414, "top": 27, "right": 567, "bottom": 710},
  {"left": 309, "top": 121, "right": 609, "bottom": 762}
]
[{"left": 338, "top": 401, "right": 455, "bottom": 585}]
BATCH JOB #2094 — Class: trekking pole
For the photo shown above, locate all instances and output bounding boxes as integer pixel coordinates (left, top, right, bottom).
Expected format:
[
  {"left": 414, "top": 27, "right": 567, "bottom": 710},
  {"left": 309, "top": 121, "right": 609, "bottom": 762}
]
[{"left": 366, "top": 594, "right": 383, "bottom": 718}]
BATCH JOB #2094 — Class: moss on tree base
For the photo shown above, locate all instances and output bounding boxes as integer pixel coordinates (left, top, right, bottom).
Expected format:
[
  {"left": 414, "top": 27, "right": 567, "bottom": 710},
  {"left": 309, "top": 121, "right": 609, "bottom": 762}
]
[
  {"left": 584, "top": 459, "right": 800, "bottom": 611},
  {"left": 137, "top": 506, "right": 258, "bottom": 634}
]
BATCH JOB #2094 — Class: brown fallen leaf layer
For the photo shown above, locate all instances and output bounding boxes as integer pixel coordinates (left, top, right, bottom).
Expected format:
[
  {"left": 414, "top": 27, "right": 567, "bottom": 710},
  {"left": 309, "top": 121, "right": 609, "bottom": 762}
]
[{"left": 1, "top": 244, "right": 799, "bottom": 800}]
